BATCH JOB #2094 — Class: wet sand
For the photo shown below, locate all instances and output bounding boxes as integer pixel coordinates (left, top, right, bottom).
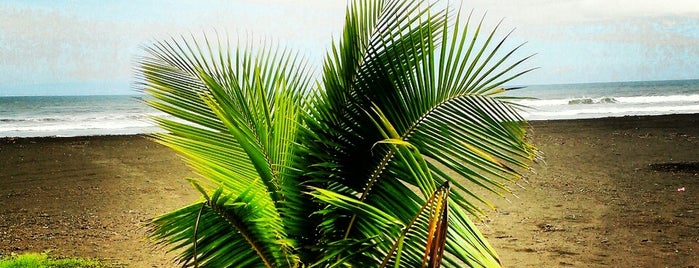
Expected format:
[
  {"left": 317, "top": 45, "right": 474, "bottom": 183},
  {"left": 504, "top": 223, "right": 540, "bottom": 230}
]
[{"left": 1, "top": 114, "right": 698, "bottom": 267}]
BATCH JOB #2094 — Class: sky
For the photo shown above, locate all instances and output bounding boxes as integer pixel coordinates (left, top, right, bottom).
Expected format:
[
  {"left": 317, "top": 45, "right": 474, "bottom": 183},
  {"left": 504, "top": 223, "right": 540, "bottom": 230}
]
[{"left": 1, "top": 0, "right": 698, "bottom": 96}]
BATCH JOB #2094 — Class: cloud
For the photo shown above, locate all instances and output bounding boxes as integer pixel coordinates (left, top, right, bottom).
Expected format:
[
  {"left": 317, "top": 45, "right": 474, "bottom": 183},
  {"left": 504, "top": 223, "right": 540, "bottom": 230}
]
[
  {"left": 0, "top": 1, "right": 347, "bottom": 90},
  {"left": 0, "top": 0, "right": 696, "bottom": 93},
  {"left": 576, "top": 0, "right": 699, "bottom": 21},
  {"left": 0, "top": 5, "right": 144, "bottom": 85},
  {"left": 450, "top": 0, "right": 699, "bottom": 83},
  {"left": 463, "top": 0, "right": 699, "bottom": 26}
]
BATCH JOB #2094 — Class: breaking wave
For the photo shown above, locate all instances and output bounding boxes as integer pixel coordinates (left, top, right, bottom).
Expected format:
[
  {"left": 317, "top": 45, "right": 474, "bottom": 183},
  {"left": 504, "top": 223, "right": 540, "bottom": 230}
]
[{"left": 568, "top": 97, "right": 618, "bottom": 105}]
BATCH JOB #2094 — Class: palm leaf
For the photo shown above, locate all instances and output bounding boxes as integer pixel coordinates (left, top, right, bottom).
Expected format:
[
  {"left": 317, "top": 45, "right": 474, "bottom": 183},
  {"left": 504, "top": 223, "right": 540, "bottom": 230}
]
[
  {"left": 378, "top": 181, "right": 450, "bottom": 268},
  {"left": 139, "top": 0, "right": 537, "bottom": 267},
  {"left": 303, "top": 0, "right": 536, "bottom": 266},
  {"left": 139, "top": 35, "right": 314, "bottom": 267},
  {"left": 149, "top": 182, "right": 275, "bottom": 267}
]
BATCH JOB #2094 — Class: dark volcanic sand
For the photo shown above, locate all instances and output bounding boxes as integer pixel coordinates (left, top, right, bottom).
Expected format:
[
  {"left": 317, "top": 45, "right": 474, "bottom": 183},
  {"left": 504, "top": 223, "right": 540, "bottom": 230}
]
[{"left": 1, "top": 114, "right": 698, "bottom": 267}]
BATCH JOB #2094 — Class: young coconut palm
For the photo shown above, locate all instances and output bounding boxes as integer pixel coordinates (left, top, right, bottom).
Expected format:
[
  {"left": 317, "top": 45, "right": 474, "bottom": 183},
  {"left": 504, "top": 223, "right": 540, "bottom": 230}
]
[{"left": 138, "top": 0, "right": 537, "bottom": 267}]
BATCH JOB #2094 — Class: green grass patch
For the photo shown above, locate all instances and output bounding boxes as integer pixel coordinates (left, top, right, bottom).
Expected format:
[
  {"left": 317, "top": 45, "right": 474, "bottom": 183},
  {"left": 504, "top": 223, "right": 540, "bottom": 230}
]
[{"left": 0, "top": 252, "right": 103, "bottom": 268}]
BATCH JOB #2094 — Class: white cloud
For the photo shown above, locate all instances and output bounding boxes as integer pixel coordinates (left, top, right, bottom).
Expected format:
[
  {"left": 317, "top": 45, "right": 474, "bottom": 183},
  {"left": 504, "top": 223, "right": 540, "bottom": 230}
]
[
  {"left": 0, "top": 0, "right": 696, "bottom": 93},
  {"left": 0, "top": 1, "right": 346, "bottom": 90},
  {"left": 0, "top": 6, "right": 137, "bottom": 84},
  {"left": 462, "top": 0, "right": 699, "bottom": 26}
]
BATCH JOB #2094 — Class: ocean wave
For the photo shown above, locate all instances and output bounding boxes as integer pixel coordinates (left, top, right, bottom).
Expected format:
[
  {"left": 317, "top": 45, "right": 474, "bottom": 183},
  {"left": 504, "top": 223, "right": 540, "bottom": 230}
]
[
  {"left": 514, "top": 94, "right": 699, "bottom": 107},
  {"left": 0, "top": 113, "right": 165, "bottom": 123},
  {"left": 568, "top": 97, "right": 617, "bottom": 105},
  {"left": 615, "top": 94, "right": 699, "bottom": 104},
  {"left": 0, "top": 119, "right": 155, "bottom": 132},
  {"left": 0, "top": 117, "right": 63, "bottom": 123},
  {"left": 512, "top": 99, "right": 569, "bottom": 106},
  {"left": 519, "top": 104, "right": 699, "bottom": 120}
]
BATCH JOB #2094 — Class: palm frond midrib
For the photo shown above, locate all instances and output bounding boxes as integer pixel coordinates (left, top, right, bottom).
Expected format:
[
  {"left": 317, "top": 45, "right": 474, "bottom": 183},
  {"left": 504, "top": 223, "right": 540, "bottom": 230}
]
[{"left": 359, "top": 93, "right": 510, "bottom": 190}]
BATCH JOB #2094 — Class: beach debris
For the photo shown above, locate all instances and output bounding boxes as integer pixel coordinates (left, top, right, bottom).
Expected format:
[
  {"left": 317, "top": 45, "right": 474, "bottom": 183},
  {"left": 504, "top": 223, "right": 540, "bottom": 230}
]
[
  {"left": 677, "top": 187, "right": 685, "bottom": 192},
  {"left": 537, "top": 223, "right": 563, "bottom": 232}
]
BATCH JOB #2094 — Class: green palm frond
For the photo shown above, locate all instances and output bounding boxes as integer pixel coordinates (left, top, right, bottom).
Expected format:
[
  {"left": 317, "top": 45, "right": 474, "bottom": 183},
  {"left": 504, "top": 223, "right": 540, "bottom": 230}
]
[
  {"left": 302, "top": 1, "right": 536, "bottom": 266},
  {"left": 150, "top": 182, "right": 283, "bottom": 267},
  {"left": 139, "top": 35, "right": 315, "bottom": 267},
  {"left": 378, "top": 180, "right": 450, "bottom": 268},
  {"left": 367, "top": 105, "right": 504, "bottom": 267},
  {"left": 139, "top": 0, "right": 538, "bottom": 267}
]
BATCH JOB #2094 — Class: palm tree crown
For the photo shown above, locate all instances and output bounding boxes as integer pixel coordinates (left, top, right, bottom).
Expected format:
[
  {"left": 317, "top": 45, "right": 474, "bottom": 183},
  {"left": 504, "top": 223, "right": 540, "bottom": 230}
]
[{"left": 137, "top": 0, "right": 538, "bottom": 267}]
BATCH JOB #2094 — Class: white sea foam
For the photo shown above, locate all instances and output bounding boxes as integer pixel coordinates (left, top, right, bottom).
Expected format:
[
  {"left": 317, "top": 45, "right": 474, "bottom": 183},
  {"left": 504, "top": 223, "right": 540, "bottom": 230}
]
[
  {"left": 1, "top": 80, "right": 698, "bottom": 137},
  {"left": 514, "top": 94, "right": 699, "bottom": 108},
  {"left": 506, "top": 80, "right": 699, "bottom": 120},
  {"left": 520, "top": 104, "right": 699, "bottom": 120},
  {"left": 0, "top": 95, "right": 168, "bottom": 137},
  {"left": 615, "top": 94, "right": 699, "bottom": 104}
]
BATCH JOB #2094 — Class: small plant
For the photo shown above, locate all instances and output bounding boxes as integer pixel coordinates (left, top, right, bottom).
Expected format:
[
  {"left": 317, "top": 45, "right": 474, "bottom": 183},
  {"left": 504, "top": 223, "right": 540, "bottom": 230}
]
[
  {"left": 140, "top": 0, "right": 537, "bottom": 267},
  {"left": 0, "top": 252, "right": 103, "bottom": 268}
]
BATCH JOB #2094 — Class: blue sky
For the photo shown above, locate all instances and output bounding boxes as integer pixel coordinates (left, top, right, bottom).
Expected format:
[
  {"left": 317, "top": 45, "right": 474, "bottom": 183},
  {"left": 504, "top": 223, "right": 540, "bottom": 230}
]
[{"left": 1, "top": 0, "right": 698, "bottom": 96}]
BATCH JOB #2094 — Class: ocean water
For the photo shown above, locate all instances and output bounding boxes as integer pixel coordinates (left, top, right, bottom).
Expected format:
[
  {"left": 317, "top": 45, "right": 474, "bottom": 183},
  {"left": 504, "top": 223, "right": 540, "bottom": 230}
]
[
  {"left": 0, "top": 95, "right": 163, "bottom": 137},
  {"left": 505, "top": 79, "right": 699, "bottom": 120},
  {"left": 1, "top": 79, "right": 698, "bottom": 137}
]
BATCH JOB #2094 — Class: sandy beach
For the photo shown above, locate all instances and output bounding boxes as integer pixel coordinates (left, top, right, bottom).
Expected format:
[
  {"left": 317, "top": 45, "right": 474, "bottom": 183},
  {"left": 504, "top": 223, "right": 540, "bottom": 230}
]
[{"left": 1, "top": 114, "right": 697, "bottom": 267}]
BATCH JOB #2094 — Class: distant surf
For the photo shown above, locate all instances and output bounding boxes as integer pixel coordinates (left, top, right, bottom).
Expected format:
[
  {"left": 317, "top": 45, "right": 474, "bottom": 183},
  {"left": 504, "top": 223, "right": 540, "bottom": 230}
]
[
  {"left": 0, "top": 95, "right": 164, "bottom": 137},
  {"left": 1, "top": 79, "right": 698, "bottom": 137},
  {"left": 505, "top": 79, "right": 699, "bottom": 120}
]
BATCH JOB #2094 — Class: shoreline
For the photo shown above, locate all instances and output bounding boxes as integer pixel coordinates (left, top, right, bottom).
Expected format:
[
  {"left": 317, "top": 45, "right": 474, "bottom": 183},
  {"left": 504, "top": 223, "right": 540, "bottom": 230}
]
[
  {"left": 529, "top": 112, "right": 699, "bottom": 123},
  {"left": 3, "top": 113, "right": 698, "bottom": 140},
  {"left": 1, "top": 113, "right": 698, "bottom": 267}
]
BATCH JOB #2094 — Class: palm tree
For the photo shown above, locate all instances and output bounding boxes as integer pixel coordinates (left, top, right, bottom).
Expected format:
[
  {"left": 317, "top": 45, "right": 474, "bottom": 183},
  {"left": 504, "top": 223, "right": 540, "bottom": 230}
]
[{"left": 137, "top": 0, "right": 537, "bottom": 267}]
